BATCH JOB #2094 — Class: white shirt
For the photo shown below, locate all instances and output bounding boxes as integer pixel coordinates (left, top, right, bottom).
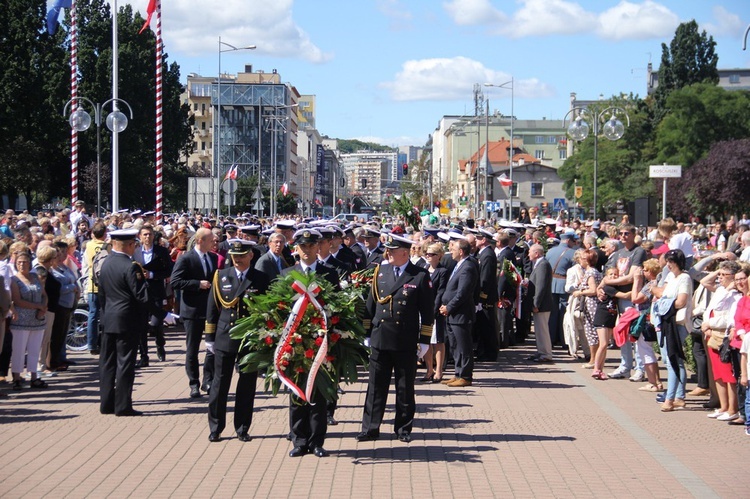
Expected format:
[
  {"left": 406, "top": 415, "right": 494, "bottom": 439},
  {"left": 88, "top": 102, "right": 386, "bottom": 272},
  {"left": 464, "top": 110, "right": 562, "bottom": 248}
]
[{"left": 668, "top": 231, "right": 694, "bottom": 258}]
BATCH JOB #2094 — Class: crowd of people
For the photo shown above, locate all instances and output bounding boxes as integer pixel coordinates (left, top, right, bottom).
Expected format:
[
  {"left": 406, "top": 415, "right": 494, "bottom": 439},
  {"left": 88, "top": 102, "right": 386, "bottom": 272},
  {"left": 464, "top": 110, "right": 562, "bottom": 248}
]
[{"left": 2, "top": 200, "right": 750, "bottom": 453}]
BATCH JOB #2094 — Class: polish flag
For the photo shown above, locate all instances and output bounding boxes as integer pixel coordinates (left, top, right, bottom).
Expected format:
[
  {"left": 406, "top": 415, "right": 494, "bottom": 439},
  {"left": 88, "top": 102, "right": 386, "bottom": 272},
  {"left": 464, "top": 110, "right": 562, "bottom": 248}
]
[
  {"left": 139, "top": 0, "right": 157, "bottom": 34},
  {"left": 280, "top": 182, "right": 289, "bottom": 196},
  {"left": 224, "top": 164, "right": 238, "bottom": 181},
  {"left": 499, "top": 174, "right": 513, "bottom": 187}
]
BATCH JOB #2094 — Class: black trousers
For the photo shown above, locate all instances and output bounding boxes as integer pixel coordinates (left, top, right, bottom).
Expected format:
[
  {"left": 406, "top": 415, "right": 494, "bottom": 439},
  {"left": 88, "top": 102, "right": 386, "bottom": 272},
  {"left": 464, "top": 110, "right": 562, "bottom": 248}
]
[
  {"left": 691, "top": 331, "right": 709, "bottom": 389},
  {"left": 0, "top": 318, "right": 12, "bottom": 375},
  {"left": 139, "top": 322, "right": 165, "bottom": 358},
  {"left": 474, "top": 305, "right": 498, "bottom": 360},
  {"left": 208, "top": 349, "right": 258, "bottom": 435},
  {"left": 361, "top": 348, "right": 417, "bottom": 436},
  {"left": 183, "top": 318, "right": 213, "bottom": 388},
  {"left": 447, "top": 321, "right": 474, "bottom": 381},
  {"left": 99, "top": 332, "right": 138, "bottom": 414},
  {"left": 289, "top": 389, "right": 327, "bottom": 449},
  {"left": 549, "top": 293, "right": 568, "bottom": 346},
  {"left": 497, "top": 305, "right": 515, "bottom": 348},
  {"left": 49, "top": 307, "right": 72, "bottom": 369}
]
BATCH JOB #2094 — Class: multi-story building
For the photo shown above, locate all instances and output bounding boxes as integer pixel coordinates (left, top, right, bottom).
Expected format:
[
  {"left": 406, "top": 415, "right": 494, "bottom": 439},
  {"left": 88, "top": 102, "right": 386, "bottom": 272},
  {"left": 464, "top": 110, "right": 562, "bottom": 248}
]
[
  {"left": 646, "top": 63, "right": 750, "bottom": 94},
  {"left": 340, "top": 151, "right": 398, "bottom": 206}
]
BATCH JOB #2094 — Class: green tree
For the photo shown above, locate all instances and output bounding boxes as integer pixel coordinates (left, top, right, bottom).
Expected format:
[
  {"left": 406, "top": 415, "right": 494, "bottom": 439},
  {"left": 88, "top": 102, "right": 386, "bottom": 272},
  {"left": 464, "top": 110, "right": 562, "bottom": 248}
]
[{"left": 654, "top": 20, "right": 718, "bottom": 119}]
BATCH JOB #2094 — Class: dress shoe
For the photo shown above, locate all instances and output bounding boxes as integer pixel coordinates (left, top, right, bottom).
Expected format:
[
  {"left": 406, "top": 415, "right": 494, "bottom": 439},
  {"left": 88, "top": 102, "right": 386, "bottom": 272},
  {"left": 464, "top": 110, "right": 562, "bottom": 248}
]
[
  {"left": 208, "top": 432, "right": 221, "bottom": 442},
  {"left": 289, "top": 446, "right": 308, "bottom": 457},
  {"left": 355, "top": 431, "right": 380, "bottom": 442},
  {"left": 100, "top": 408, "right": 115, "bottom": 415},
  {"left": 136, "top": 357, "right": 149, "bottom": 368},
  {"left": 311, "top": 446, "right": 328, "bottom": 457},
  {"left": 90, "top": 349, "right": 100, "bottom": 356},
  {"left": 447, "top": 378, "right": 472, "bottom": 387},
  {"left": 688, "top": 387, "right": 710, "bottom": 397},
  {"left": 115, "top": 408, "right": 143, "bottom": 417},
  {"left": 189, "top": 387, "right": 202, "bottom": 398},
  {"left": 440, "top": 377, "right": 458, "bottom": 385},
  {"left": 236, "top": 432, "right": 252, "bottom": 442},
  {"left": 201, "top": 381, "right": 211, "bottom": 394},
  {"left": 327, "top": 416, "right": 338, "bottom": 426},
  {"left": 397, "top": 433, "right": 412, "bottom": 443},
  {"left": 157, "top": 347, "right": 166, "bottom": 362}
]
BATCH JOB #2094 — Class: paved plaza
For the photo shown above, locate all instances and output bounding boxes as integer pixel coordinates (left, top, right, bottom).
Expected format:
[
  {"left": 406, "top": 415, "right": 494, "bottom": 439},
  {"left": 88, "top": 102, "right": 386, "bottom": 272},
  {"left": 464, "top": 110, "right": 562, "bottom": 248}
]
[{"left": 0, "top": 325, "right": 747, "bottom": 498}]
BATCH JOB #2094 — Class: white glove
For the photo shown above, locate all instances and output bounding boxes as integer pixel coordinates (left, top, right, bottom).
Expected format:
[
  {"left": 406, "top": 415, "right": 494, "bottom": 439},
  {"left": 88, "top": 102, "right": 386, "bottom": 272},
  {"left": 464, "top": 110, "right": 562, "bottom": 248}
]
[
  {"left": 205, "top": 341, "right": 215, "bottom": 354},
  {"left": 363, "top": 337, "right": 371, "bottom": 348},
  {"left": 475, "top": 303, "right": 483, "bottom": 312},
  {"left": 418, "top": 343, "right": 429, "bottom": 359}
]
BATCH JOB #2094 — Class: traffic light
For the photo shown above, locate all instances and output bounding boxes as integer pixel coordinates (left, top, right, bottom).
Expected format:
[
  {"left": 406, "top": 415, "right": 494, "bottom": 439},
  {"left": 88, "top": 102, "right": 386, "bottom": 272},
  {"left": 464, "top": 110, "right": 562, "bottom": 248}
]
[{"left": 402, "top": 163, "right": 408, "bottom": 176}]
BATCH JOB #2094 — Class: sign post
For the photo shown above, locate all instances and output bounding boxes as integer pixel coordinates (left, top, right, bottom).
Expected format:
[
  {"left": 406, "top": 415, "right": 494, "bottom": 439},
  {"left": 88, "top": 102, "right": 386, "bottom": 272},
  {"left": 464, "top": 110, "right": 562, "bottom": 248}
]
[{"left": 649, "top": 164, "right": 682, "bottom": 220}]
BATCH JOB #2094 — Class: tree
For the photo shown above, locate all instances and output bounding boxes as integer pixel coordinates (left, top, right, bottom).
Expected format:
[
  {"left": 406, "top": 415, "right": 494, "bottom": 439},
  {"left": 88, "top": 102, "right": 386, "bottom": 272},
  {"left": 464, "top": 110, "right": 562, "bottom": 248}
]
[
  {"left": 672, "top": 139, "right": 750, "bottom": 219},
  {"left": 654, "top": 20, "right": 718, "bottom": 118}
]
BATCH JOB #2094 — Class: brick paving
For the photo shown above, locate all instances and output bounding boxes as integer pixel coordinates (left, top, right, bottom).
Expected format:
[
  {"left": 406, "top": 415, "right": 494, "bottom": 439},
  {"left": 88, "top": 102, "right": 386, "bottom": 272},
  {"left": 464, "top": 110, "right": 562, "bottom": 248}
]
[{"left": 0, "top": 325, "right": 747, "bottom": 498}]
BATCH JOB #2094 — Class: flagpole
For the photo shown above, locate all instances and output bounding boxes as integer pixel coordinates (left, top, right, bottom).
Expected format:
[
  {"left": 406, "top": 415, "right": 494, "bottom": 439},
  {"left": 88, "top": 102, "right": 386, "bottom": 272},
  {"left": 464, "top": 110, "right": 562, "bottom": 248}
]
[
  {"left": 112, "top": 0, "right": 120, "bottom": 212},
  {"left": 70, "top": 0, "right": 78, "bottom": 204},
  {"left": 154, "top": 0, "right": 163, "bottom": 219}
]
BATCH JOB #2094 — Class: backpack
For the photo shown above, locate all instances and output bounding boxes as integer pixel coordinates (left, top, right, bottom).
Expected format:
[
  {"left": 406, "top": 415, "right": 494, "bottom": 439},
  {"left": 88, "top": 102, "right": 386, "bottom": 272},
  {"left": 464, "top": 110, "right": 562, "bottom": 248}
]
[{"left": 91, "top": 243, "right": 111, "bottom": 288}]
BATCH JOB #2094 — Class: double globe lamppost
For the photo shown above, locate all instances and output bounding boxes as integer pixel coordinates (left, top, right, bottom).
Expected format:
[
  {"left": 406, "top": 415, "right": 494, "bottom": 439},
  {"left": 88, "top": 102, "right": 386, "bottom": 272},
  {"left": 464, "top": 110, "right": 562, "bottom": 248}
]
[{"left": 563, "top": 106, "right": 629, "bottom": 218}]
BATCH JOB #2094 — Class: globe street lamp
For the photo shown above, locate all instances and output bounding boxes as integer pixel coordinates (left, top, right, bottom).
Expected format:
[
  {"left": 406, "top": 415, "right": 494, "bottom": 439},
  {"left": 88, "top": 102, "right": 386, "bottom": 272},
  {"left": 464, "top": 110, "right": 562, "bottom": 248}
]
[
  {"left": 563, "top": 106, "right": 629, "bottom": 218},
  {"left": 64, "top": 97, "right": 134, "bottom": 217},
  {"left": 216, "top": 37, "right": 255, "bottom": 218}
]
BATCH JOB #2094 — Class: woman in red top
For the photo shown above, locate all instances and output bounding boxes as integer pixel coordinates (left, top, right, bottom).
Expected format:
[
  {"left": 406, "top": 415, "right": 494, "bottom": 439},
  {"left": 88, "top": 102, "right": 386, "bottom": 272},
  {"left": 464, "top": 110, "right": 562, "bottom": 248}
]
[{"left": 730, "top": 263, "right": 750, "bottom": 425}]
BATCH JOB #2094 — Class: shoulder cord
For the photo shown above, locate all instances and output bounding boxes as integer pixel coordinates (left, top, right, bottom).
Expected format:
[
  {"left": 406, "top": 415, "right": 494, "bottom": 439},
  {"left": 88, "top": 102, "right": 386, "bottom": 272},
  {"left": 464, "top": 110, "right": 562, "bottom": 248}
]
[
  {"left": 212, "top": 271, "right": 240, "bottom": 309},
  {"left": 371, "top": 264, "right": 394, "bottom": 315}
]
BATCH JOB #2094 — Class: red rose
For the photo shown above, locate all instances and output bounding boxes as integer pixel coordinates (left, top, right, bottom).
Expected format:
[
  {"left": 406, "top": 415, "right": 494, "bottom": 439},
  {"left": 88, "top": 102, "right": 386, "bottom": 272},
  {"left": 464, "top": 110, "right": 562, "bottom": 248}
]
[
  {"left": 314, "top": 337, "right": 324, "bottom": 346},
  {"left": 295, "top": 367, "right": 305, "bottom": 373},
  {"left": 294, "top": 336, "right": 303, "bottom": 344},
  {"left": 264, "top": 336, "right": 274, "bottom": 345},
  {"left": 266, "top": 320, "right": 276, "bottom": 329},
  {"left": 326, "top": 355, "right": 335, "bottom": 362},
  {"left": 330, "top": 333, "right": 341, "bottom": 343},
  {"left": 281, "top": 360, "right": 289, "bottom": 366},
  {"left": 278, "top": 302, "right": 286, "bottom": 310},
  {"left": 330, "top": 316, "right": 340, "bottom": 325},
  {"left": 283, "top": 344, "right": 293, "bottom": 354},
  {"left": 311, "top": 316, "right": 322, "bottom": 326},
  {"left": 304, "top": 349, "right": 315, "bottom": 358}
]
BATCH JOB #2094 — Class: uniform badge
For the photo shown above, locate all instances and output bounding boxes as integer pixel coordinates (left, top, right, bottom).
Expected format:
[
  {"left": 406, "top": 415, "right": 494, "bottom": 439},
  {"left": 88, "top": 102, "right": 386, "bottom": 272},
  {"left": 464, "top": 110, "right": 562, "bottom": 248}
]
[{"left": 221, "top": 276, "right": 228, "bottom": 282}]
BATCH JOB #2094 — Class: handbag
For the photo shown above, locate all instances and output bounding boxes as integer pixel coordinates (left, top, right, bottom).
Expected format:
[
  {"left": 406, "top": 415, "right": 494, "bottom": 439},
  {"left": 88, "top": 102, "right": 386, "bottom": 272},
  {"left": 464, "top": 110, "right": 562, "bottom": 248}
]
[
  {"left": 719, "top": 334, "right": 732, "bottom": 363},
  {"left": 675, "top": 306, "right": 687, "bottom": 326},
  {"left": 707, "top": 329, "right": 725, "bottom": 351}
]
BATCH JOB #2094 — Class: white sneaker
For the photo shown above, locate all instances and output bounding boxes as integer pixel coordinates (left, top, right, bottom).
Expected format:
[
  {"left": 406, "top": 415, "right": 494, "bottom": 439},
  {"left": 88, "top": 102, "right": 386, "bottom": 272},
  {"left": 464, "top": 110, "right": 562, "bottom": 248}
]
[
  {"left": 707, "top": 410, "right": 725, "bottom": 419},
  {"left": 609, "top": 367, "right": 630, "bottom": 379},
  {"left": 717, "top": 412, "right": 740, "bottom": 422},
  {"left": 629, "top": 369, "right": 645, "bottom": 382}
]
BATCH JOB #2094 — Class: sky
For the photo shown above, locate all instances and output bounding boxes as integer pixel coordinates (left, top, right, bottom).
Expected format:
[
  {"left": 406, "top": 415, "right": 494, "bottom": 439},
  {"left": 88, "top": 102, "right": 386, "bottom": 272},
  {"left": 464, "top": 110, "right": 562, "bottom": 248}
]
[{"left": 143, "top": 0, "right": 747, "bottom": 147}]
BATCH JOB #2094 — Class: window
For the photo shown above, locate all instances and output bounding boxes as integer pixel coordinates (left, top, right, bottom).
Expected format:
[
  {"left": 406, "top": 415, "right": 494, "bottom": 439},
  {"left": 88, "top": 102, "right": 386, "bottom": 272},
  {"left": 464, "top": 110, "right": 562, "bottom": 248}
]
[
  {"left": 510, "top": 182, "right": 518, "bottom": 197},
  {"left": 201, "top": 141, "right": 206, "bottom": 150},
  {"left": 535, "top": 136, "right": 544, "bottom": 144},
  {"left": 559, "top": 149, "right": 567, "bottom": 160},
  {"left": 200, "top": 121, "right": 206, "bottom": 130},
  {"left": 534, "top": 150, "right": 544, "bottom": 159},
  {"left": 193, "top": 103, "right": 198, "bottom": 111},
  {"left": 201, "top": 103, "right": 206, "bottom": 113},
  {"left": 531, "top": 182, "right": 543, "bottom": 197},
  {"left": 729, "top": 74, "right": 740, "bottom": 84},
  {"left": 201, "top": 161, "right": 206, "bottom": 168},
  {"left": 548, "top": 136, "right": 557, "bottom": 144}
]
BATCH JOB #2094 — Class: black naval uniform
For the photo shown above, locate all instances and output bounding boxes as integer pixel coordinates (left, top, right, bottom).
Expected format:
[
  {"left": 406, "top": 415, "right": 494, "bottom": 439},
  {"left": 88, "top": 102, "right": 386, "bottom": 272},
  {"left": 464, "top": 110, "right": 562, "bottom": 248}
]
[
  {"left": 98, "top": 251, "right": 149, "bottom": 415},
  {"left": 133, "top": 243, "right": 173, "bottom": 362},
  {"left": 205, "top": 265, "right": 270, "bottom": 439},
  {"left": 360, "top": 261, "right": 435, "bottom": 439}
]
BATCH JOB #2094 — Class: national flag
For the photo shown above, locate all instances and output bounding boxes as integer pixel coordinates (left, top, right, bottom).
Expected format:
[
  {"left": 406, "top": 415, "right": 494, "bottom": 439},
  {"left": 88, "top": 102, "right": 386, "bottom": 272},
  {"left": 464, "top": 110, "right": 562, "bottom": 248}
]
[
  {"left": 314, "top": 198, "right": 322, "bottom": 207},
  {"left": 223, "top": 164, "right": 237, "bottom": 180},
  {"left": 46, "top": 0, "right": 72, "bottom": 35},
  {"left": 139, "top": 0, "right": 157, "bottom": 34},
  {"left": 499, "top": 173, "right": 513, "bottom": 187},
  {"left": 280, "top": 182, "right": 289, "bottom": 196}
]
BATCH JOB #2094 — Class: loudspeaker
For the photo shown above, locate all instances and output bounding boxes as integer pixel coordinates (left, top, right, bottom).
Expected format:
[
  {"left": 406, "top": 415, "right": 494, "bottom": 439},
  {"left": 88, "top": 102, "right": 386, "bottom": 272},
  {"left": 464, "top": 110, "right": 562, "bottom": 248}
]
[{"left": 634, "top": 197, "right": 657, "bottom": 227}]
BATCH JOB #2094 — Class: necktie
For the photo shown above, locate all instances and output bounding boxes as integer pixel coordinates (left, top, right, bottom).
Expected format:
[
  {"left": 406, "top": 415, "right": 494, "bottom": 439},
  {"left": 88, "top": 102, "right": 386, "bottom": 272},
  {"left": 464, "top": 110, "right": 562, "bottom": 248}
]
[
  {"left": 237, "top": 271, "right": 244, "bottom": 283},
  {"left": 203, "top": 253, "right": 211, "bottom": 276},
  {"left": 394, "top": 266, "right": 401, "bottom": 279},
  {"left": 276, "top": 257, "right": 282, "bottom": 273},
  {"left": 305, "top": 267, "right": 311, "bottom": 276}
]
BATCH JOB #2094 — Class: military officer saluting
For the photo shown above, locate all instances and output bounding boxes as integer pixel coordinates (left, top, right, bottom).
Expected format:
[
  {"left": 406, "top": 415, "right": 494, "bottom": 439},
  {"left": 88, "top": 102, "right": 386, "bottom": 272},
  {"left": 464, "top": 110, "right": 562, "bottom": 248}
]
[
  {"left": 205, "top": 239, "right": 270, "bottom": 442},
  {"left": 357, "top": 231, "right": 435, "bottom": 443}
]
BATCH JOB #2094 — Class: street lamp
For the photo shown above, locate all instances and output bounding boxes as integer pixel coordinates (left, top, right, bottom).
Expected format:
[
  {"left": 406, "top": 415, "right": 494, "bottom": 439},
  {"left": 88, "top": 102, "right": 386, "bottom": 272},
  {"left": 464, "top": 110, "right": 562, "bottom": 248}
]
[
  {"left": 485, "top": 78, "right": 514, "bottom": 219},
  {"left": 563, "top": 106, "right": 629, "bottom": 218},
  {"left": 216, "top": 36, "right": 255, "bottom": 218},
  {"left": 64, "top": 96, "right": 134, "bottom": 217}
]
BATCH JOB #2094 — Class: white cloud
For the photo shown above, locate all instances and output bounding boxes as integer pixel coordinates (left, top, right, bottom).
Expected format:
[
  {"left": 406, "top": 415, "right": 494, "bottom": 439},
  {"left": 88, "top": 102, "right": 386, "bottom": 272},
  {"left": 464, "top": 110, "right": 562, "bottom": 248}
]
[
  {"left": 161, "top": 0, "right": 331, "bottom": 63},
  {"left": 505, "top": 0, "right": 597, "bottom": 38},
  {"left": 377, "top": 0, "right": 413, "bottom": 21},
  {"left": 443, "top": 0, "right": 506, "bottom": 26},
  {"left": 703, "top": 6, "right": 744, "bottom": 39},
  {"left": 381, "top": 56, "right": 554, "bottom": 102},
  {"left": 596, "top": 1, "right": 679, "bottom": 40}
]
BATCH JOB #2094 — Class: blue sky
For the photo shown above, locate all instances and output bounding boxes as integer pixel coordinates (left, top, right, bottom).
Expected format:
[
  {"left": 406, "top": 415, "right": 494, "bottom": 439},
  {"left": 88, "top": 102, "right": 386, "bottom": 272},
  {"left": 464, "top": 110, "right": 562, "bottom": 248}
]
[{"left": 148, "top": 0, "right": 747, "bottom": 147}]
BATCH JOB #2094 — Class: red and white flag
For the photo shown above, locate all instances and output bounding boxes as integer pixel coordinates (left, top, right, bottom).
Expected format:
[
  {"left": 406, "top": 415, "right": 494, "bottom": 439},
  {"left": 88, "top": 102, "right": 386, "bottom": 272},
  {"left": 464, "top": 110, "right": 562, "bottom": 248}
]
[
  {"left": 224, "top": 164, "right": 238, "bottom": 181},
  {"left": 139, "top": 0, "right": 157, "bottom": 34},
  {"left": 280, "top": 182, "right": 289, "bottom": 196},
  {"left": 499, "top": 173, "right": 513, "bottom": 187}
]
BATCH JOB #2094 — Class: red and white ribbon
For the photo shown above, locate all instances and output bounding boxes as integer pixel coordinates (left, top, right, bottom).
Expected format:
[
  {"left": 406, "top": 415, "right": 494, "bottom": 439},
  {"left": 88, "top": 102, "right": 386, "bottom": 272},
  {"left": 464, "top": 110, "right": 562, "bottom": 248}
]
[{"left": 273, "top": 279, "right": 328, "bottom": 403}]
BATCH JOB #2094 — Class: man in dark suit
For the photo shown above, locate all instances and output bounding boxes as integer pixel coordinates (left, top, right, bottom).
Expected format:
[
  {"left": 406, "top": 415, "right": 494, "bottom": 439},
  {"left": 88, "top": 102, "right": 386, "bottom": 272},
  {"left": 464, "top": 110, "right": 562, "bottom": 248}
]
[
  {"left": 254, "top": 232, "right": 288, "bottom": 282},
  {"left": 170, "top": 227, "right": 219, "bottom": 398},
  {"left": 474, "top": 228, "right": 499, "bottom": 361},
  {"left": 357, "top": 232, "right": 434, "bottom": 443},
  {"left": 344, "top": 226, "right": 367, "bottom": 270},
  {"left": 98, "top": 229, "right": 149, "bottom": 416},
  {"left": 527, "top": 243, "right": 554, "bottom": 362},
  {"left": 362, "top": 226, "right": 385, "bottom": 268},
  {"left": 317, "top": 226, "right": 351, "bottom": 280},
  {"left": 330, "top": 226, "right": 358, "bottom": 270},
  {"left": 205, "top": 239, "right": 269, "bottom": 443},
  {"left": 275, "top": 219, "right": 297, "bottom": 267},
  {"left": 495, "top": 232, "right": 519, "bottom": 348},
  {"left": 133, "top": 224, "right": 173, "bottom": 365},
  {"left": 439, "top": 238, "right": 479, "bottom": 387},
  {"left": 282, "top": 229, "right": 339, "bottom": 458}
]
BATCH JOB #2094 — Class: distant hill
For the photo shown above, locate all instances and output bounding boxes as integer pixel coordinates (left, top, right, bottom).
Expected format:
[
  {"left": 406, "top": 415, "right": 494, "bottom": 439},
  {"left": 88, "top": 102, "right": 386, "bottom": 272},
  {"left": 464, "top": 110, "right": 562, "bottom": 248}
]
[{"left": 333, "top": 138, "right": 395, "bottom": 154}]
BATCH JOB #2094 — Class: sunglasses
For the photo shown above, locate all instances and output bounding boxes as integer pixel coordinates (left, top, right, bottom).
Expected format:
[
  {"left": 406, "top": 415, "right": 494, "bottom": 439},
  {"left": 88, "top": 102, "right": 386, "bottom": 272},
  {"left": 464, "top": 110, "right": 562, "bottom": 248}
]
[{"left": 425, "top": 253, "right": 437, "bottom": 257}]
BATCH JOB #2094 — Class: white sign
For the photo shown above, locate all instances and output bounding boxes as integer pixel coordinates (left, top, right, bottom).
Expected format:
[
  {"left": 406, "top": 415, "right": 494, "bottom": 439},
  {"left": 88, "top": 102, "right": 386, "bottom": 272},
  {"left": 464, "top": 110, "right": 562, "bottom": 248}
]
[{"left": 649, "top": 164, "right": 682, "bottom": 178}]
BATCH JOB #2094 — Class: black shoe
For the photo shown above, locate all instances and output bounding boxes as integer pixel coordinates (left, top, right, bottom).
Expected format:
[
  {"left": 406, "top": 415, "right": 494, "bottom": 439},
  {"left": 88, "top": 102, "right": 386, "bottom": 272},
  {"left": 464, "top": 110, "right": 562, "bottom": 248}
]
[
  {"left": 327, "top": 416, "right": 338, "bottom": 426},
  {"left": 397, "top": 433, "right": 412, "bottom": 443},
  {"left": 189, "top": 386, "right": 202, "bottom": 398},
  {"left": 208, "top": 432, "right": 221, "bottom": 442},
  {"left": 355, "top": 431, "right": 380, "bottom": 442},
  {"left": 157, "top": 347, "right": 166, "bottom": 362},
  {"left": 236, "top": 432, "right": 252, "bottom": 442},
  {"left": 136, "top": 357, "right": 149, "bottom": 368},
  {"left": 289, "top": 446, "right": 308, "bottom": 457},
  {"left": 201, "top": 381, "right": 211, "bottom": 394},
  {"left": 115, "top": 408, "right": 143, "bottom": 417},
  {"left": 90, "top": 349, "right": 100, "bottom": 356},
  {"left": 311, "top": 446, "right": 328, "bottom": 457},
  {"left": 100, "top": 408, "right": 115, "bottom": 415}
]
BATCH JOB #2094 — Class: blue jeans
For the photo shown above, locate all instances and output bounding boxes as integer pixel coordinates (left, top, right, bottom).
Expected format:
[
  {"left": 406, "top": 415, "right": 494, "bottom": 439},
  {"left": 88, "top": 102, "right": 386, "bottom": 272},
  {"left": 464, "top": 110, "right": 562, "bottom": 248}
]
[
  {"left": 87, "top": 293, "right": 101, "bottom": 351},
  {"left": 659, "top": 324, "right": 688, "bottom": 400}
]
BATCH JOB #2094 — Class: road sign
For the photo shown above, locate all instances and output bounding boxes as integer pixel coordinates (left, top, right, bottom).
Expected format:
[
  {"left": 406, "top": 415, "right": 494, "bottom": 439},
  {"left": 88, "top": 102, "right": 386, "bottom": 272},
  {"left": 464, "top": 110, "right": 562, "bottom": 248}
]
[
  {"left": 251, "top": 199, "right": 264, "bottom": 211},
  {"left": 649, "top": 164, "right": 682, "bottom": 178},
  {"left": 222, "top": 179, "right": 237, "bottom": 195},
  {"left": 553, "top": 198, "right": 567, "bottom": 212},
  {"left": 250, "top": 186, "right": 262, "bottom": 200},
  {"left": 575, "top": 186, "right": 583, "bottom": 198}
]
